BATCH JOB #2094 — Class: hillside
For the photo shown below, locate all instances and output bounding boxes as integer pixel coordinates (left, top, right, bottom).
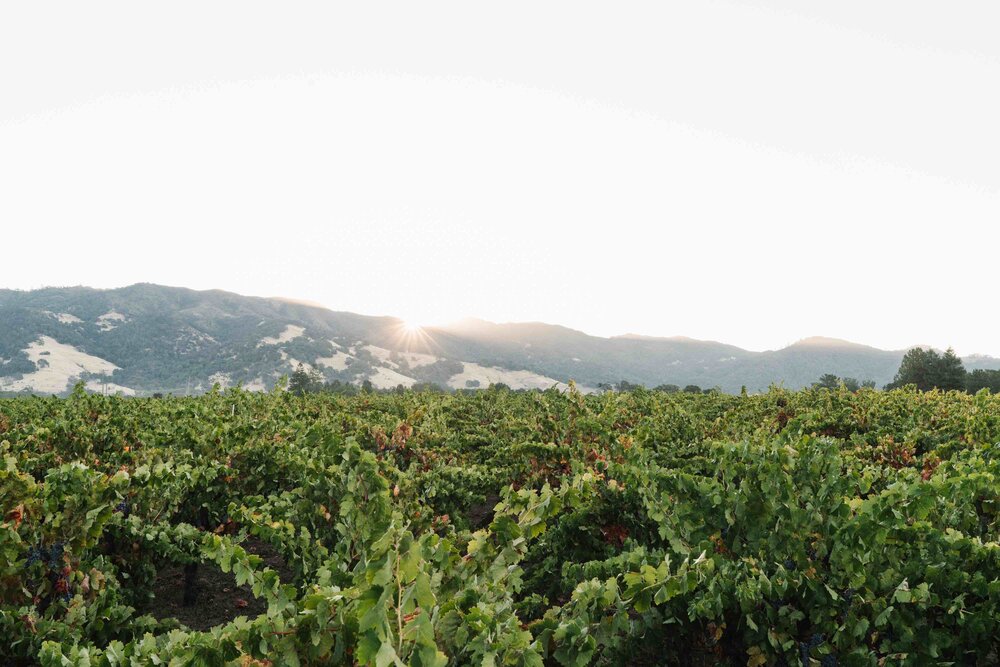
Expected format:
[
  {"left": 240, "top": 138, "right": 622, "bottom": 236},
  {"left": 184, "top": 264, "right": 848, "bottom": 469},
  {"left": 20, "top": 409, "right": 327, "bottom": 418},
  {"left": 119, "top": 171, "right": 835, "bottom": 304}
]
[{"left": 1, "top": 284, "right": 997, "bottom": 396}]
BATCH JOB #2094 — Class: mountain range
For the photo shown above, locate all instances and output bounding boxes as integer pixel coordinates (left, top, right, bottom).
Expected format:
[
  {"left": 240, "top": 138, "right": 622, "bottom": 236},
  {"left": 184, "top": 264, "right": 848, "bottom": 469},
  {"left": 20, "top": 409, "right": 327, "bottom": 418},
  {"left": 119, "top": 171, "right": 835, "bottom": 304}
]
[{"left": 1, "top": 283, "right": 997, "bottom": 396}]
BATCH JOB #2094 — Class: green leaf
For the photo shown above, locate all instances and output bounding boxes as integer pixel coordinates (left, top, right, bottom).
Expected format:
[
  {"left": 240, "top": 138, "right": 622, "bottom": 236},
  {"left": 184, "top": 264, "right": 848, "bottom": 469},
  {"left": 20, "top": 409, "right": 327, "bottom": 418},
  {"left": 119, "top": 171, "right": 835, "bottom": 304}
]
[
  {"left": 375, "top": 641, "right": 404, "bottom": 667},
  {"left": 400, "top": 541, "right": 422, "bottom": 583},
  {"left": 415, "top": 571, "right": 435, "bottom": 609},
  {"left": 356, "top": 632, "right": 381, "bottom": 664}
]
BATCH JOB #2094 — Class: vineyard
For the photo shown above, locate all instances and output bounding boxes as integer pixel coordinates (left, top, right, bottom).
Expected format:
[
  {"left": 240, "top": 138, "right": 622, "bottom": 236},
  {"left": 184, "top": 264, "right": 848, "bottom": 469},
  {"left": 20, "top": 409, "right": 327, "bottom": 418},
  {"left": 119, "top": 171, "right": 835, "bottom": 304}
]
[{"left": 3, "top": 384, "right": 1000, "bottom": 666}]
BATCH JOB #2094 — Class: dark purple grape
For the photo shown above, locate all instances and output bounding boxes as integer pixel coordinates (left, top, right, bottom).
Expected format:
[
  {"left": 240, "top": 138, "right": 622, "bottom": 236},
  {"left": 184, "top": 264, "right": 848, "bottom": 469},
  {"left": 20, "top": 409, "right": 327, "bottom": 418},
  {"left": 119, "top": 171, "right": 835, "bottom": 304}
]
[{"left": 25, "top": 545, "right": 41, "bottom": 565}]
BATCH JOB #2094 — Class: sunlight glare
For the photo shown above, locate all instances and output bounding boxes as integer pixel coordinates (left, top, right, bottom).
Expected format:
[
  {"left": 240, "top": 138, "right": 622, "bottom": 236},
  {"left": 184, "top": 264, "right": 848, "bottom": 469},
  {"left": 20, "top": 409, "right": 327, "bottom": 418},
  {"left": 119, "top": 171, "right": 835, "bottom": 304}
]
[{"left": 401, "top": 320, "right": 423, "bottom": 334}]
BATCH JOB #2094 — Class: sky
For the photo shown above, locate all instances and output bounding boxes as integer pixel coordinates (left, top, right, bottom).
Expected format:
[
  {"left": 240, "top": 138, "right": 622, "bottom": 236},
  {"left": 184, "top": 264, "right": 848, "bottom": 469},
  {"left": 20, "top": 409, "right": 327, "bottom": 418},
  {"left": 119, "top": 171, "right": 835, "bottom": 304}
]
[{"left": 2, "top": 1, "right": 998, "bottom": 355}]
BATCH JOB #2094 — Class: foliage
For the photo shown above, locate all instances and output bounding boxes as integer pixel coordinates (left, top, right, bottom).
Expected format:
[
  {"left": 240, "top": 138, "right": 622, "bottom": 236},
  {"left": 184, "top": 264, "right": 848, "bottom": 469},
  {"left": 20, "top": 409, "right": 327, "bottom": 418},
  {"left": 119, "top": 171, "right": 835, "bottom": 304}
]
[
  {"left": 288, "top": 364, "right": 325, "bottom": 396},
  {"left": 2, "top": 386, "right": 1000, "bottom": 664},
  {"left": 887, "top": 347, "right": 967, "bottom": 391},
  {"left": 812, "top": 374, "right": 875, "bottom": 391},
  {"left": 967, "top": 369, "right": 1000, "bottom": 394}
]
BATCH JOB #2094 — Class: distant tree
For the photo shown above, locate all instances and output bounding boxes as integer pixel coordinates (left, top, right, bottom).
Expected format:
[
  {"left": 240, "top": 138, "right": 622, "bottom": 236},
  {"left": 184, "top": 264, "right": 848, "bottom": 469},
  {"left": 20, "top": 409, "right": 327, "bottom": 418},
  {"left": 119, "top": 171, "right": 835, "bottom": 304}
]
[
  {"left": 887, "top": 348, "right": 935, "bottom": 390},
  {"left": 322, "top": 379, "right": 358, "bottom": 395},
  {"left": 861, "top": 380, "right": 877, "bottom": 389},
  {"left": 361, "top": 379, "right": 374, "bottom": 393},
  {"left": 812, "top": 375, "right": 867, "bottom": 392},
  {"left": 813, "top": 374, "right": 841, "bottom": 390},
  {"left": 938, "top": 349, "right": 967, "bottom": 391},
  {"left": 887, "top": 347, "right": 967, "bottom": 391},
  {"left": 615, "top": 380, "right": 644, "bottom": 392},
  {"left": 466, "top": 379, "right": 481, "bottom": 388},
  {"left": 967, "top": 369, "right": 1000, "bottom": 394},
  {"left": 654, "top": 384, "right": 680, "bottom": 393},
  {"left": 683, "top": 385, "right": 701, "bottom": 394},
  {"left": 288, "top": 364, "right": 323, "bottom": 395},
  {"left": 597, "top": 380, "right": 643, "bottom": 392},
  {"left": 288, "top": 365, "right": 309, "bottom": 395}
]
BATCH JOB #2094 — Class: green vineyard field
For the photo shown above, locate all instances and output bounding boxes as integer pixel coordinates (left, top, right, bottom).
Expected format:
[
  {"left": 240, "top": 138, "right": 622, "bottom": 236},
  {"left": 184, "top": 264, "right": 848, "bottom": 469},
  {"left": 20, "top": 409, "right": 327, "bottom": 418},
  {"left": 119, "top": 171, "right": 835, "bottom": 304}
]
[{"left": 3, "top": 384, "right": 1000, "bottom": 665}]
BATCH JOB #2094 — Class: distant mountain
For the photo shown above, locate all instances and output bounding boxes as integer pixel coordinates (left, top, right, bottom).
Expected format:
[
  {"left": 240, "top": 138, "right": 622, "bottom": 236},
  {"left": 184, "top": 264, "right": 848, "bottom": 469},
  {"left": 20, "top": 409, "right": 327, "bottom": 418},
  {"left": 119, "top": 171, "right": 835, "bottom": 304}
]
[{"left": 1, "top": 284, "right": 997, "bottom": 396}]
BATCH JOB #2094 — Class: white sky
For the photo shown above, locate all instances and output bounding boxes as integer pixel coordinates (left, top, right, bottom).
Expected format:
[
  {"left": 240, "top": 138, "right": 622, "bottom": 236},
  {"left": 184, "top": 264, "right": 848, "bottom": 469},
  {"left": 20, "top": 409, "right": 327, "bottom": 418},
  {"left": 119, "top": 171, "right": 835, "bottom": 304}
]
[{"left": 2, "top": 1, "right": 998, "bottom": 355}]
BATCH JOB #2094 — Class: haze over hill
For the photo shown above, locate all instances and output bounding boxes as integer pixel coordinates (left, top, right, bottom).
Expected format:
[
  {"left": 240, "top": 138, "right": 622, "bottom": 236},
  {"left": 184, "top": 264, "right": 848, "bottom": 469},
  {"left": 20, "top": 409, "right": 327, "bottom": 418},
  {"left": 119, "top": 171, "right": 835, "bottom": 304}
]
[{"left": 1, "top": 284, "right": 997, "bottom": 397}]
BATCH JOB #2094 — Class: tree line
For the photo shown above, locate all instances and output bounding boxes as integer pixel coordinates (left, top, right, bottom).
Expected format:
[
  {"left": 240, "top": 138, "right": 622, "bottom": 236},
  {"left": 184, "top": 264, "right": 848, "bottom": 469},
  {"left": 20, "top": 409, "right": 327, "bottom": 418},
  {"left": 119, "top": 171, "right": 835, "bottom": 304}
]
[
  {"left": 289, "top": 347, "right": 1000, "bottom": 398},
  {"left": 816, "top": 347, "right": 1000, "bottom": 393}
]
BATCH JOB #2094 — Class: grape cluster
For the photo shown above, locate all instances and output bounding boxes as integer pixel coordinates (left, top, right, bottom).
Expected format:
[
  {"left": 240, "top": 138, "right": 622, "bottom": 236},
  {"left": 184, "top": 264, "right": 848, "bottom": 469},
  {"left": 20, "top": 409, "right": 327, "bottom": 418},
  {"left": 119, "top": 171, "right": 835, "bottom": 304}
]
[
  {"left": 114, "top": 500, "right": 131, "bottom": 517},
  {"left": 821, "top": 656, "right": 838, "bottom": 667},
  {"left": 24, "top": 542, "right": 65, "bottom": 569},
  {"left": 798, "top": 633, "right": 825, "bottom": 667},
  {"left": 25, "top": 545, "right": 43, "bottom": 566},
  {"left": 784, "top": 558, "right": 796, "bottom": 570},
  {"left": 47, "top": 541, "right": 65, "bottom": 569},
  {"left": 23, "top": 541, "right": 74, "bottom": 603}
]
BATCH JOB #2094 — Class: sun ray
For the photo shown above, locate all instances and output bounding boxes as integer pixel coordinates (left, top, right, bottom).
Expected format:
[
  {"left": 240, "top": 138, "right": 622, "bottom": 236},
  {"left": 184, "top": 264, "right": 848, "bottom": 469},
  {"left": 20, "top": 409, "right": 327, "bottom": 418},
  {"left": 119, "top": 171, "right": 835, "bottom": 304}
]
[{"left": 389, "top": 319, "right": 439, "bottom": 353}]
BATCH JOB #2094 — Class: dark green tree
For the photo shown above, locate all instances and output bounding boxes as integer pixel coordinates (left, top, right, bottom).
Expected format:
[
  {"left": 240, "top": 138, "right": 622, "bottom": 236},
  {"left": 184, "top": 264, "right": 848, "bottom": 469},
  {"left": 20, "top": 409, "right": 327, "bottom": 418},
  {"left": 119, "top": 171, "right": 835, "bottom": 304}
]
[
  {"left": 887, "top": 348, "right": 936, "bottom": 390},
  {"left": 813, "top": 375, "right": 870, "bottom": 392},
  {"left": 938, "top": 348, "right": 967, "bottom": 391},
  {"left": 887, "top": 347, "right": 966, "bottom": 391},
  {"left": 683, "top": 384, "right": 701, "bottom": 393},
  {"left": 321, "top": 379, "right": 357, "bottom": 395},
  {"left": 813, "top": 374, "right": 841, "bottom": 390},
  {"left": 615, "top": 380, "right": 643, "bottom": 392},
  {"left": 967, "top": 369, "right": 1000, "bottom": 394},
  {"left": 288, "top": 364, "right": 323, "bottom": 395}
]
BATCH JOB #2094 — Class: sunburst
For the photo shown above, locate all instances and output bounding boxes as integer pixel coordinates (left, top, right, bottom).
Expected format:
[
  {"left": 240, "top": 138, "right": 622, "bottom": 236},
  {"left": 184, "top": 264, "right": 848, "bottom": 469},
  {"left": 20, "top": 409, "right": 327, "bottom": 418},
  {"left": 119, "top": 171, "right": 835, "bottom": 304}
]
[
  {"left": 400, "top": 320, "right": 423, "bottom": 335},
  {"left": 390, "top": 319, "right": 436, "bottom": 352}
]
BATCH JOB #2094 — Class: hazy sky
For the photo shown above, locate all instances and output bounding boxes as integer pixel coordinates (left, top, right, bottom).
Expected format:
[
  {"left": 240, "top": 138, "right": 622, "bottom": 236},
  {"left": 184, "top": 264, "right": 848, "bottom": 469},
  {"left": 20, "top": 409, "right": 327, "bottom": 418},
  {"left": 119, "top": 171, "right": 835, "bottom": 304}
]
[{"left": 2, "top": 2, "right": 998, "bottom": 354}]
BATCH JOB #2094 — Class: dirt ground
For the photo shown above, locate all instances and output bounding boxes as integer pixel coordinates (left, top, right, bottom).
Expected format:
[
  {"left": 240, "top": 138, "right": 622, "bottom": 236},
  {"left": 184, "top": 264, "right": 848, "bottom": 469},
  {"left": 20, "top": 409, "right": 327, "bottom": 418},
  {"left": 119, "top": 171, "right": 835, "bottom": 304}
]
[{"left": 142, "top": 537, "right": 293, "bottom": 631}]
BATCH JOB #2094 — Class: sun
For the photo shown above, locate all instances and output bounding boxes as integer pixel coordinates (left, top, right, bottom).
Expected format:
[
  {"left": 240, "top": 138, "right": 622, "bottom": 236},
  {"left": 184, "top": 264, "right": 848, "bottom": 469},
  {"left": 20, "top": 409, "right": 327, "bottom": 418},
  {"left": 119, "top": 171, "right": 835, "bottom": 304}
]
[
  {"left": 400, "top": 320, "right": 423, "bottom": 334},
  {"left": 392, "top": 319, "right": 436, "bottom": 350}
]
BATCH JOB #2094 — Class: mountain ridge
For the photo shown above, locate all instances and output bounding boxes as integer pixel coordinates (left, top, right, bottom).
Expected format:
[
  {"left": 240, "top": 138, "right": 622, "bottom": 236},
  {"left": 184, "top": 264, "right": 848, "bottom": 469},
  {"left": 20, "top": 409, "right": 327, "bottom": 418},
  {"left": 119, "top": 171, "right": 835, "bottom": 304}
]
[{"left": 1, "top": 283, "right": 997, "bottom": 396}]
